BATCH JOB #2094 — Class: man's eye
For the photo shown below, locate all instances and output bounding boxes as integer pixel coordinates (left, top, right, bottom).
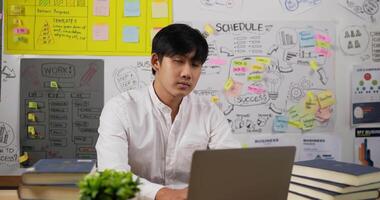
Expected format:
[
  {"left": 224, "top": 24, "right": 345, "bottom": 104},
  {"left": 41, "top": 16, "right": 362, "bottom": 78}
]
[
  {"left": 192, "top": 63, "right": 201, "bottom": 67},
  {"left": 174, "top": 59, "right": 184, "bottom": 63}
]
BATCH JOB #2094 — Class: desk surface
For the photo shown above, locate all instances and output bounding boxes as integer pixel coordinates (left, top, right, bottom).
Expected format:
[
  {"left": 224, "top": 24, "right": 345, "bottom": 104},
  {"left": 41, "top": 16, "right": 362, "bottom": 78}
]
[{"left": 0, "top": 190, "right": 18, "bottom": 200}]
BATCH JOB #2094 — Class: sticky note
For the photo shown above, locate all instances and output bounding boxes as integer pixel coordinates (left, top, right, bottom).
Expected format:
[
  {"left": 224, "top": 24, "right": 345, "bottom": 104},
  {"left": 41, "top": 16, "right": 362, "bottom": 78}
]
[
  {"left": 251, "top": 64, "right": 264, "bottom": 72},
  {"left": 28, "top": 126, "right": 36, "bottom": 136},
  {"left": 224, "top": 78, "right": 234, "bottom": 91},
  {"left": 208, "top": 57, "right": 226, "bottom": 65},
  {"left": 247, "top": 74, "right": 262, "bottom": 82},
  {"left": 123, "top": 26, "right": 139, "bottom": 43},
  {"left": 28, "top": 102, "right": 38, "bottom": 109},
  {"left": 10, "top": 5, "right": 25, "bottom": 16},
  {"left": 273, "top": 115, "right": 288, "bottom": 133},
  {"left": 19, "top": 152, "right": 29, "bottom": 163},
  {"left": 316, "top": 40, "right": 331, "bottom": 49},
  {"left": 316, "top": 106, "right": 332, "bottom": 122},
  {"left": 299, "top": 30, "right": 315, "bottom": 48},
  {"left": 28, "top": 113, "right": 36, "bottom": 122},
  {"left": 50, "top": 81, "right": 59, "bottom": 89},
  {"left": 151, "top": 27, "right": 161, "bottom": 41},
  {"left": 309, "top": 59, "right": 318, "bottom": 71},
  {"left": 304, "top": 91, "right": 318, "bottom": 114},
  {"left": 315, "top": 47, "right": 331, "bottom": 57},
  {"left": 13, "top": 36, "right": 28, "bottom": 43},
  {"left": 300, "top": 113, "right": 315, "bottom": 131},
  {"left": 288, "top": 104, "right": 303, "bottom": 121},
  {"left": 93, "top": 24, "right": 109, "bottom": 41},
  {"left": 288, "top": 120, "right": 303, "bottom": 129},
  {"left": 152, "top": 0, "right": 168, "bottom": 18},
  {"left": 225, "top": 81, "right": 243, "bottom": 97},
  {"left": 315, "top": 33, "right": 331, "bottom": 43},
  {"left": 256, "top": 57, "right": 271, "bottom": 65},
  {"left": 241, "top": 144, "right": 249, "bottom": 149},
  {"left": 233, "top": 66, "right": 247, "bottom": 73},
  {"left": 124, "top": 0, "right": 140, "bottom": 16},
  {"left": 94, "top": 0, "right": 110, "bottom": 16},
  {"left": 317, "top": 90, "right": 336, "bottom": 108},
  {"left": 233, "top": 60, "right": 248, "bottom": 66},
  {"left": 248, "top": 85, "right": 266, "bottom": 94},
  {"left": 210, "top": 96, "right": 219, "bottom": 103},
  {"left": 204, "top": 24, "right": 215, "bottom": 36}
]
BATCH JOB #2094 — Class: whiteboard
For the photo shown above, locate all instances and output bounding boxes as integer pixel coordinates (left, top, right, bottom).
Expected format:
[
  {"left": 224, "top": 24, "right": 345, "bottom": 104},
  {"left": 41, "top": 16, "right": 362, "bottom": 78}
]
[{"left": 2, "top": 0, "right": 380, "bottom": 171}]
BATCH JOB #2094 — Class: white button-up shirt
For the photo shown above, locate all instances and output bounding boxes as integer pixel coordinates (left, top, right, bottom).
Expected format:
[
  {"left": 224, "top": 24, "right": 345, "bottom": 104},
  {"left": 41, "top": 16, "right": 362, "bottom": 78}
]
[{"left": 96, "top": 84, "right": 240, "bottom": 200}]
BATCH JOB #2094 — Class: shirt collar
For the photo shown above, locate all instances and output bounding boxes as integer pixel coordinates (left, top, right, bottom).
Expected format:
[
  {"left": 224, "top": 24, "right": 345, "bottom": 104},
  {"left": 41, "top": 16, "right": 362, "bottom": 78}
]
[{"left": 148, "top": 82, "right": 189, "bottom": 115}]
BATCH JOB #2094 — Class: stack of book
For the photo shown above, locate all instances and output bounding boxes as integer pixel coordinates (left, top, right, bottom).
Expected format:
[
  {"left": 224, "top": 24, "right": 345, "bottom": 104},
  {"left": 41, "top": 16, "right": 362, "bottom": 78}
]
[
  {"left": 287, "top": 159, "right": 380, "bottom": 200},
  {"left": 18, "top": 159, "right": 95, "bottom": 200}
]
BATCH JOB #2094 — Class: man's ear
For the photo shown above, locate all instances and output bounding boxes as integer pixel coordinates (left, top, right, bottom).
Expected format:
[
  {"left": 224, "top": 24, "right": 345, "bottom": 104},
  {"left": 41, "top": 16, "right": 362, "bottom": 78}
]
[{"left": 151, "top": 53, "right": 160, "bottom": 72}]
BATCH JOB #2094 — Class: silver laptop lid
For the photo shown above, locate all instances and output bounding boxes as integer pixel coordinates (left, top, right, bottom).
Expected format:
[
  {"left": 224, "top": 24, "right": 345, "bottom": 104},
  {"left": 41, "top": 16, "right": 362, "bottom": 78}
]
[{"left": 188, "top": 146, "right": 296, "bottom": 200}]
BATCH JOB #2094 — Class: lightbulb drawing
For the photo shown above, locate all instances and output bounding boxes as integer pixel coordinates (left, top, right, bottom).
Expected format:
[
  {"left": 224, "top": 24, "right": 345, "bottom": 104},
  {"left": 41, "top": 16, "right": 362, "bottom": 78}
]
[{"left": 264, "top": 68, "right": 283, "bottom": 100}]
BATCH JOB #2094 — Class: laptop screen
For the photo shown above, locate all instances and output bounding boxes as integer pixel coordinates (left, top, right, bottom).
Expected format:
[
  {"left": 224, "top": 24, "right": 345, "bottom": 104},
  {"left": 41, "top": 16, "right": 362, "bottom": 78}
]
[{"left": 187, "top": 146, "right": 296, "bottom": 200}]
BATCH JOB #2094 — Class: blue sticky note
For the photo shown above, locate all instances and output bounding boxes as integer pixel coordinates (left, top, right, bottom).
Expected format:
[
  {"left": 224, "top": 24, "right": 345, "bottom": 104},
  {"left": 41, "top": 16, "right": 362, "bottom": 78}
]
[
  {"left": 124, "top": 0, "right": 140, "bottom": 16},
  {"left": 123, "top": 26, "right": 139, "bottom": 43},
  {"left": 273, "top": 115, "right": 288, "bottom": 133},
  {"left": 299, "top": 30, "right": 315, "bottom": 48}
]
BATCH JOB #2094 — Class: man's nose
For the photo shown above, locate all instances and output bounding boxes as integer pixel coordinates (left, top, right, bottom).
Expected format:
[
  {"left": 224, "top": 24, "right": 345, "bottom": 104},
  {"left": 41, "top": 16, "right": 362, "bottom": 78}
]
[{"left": 180, "top": 62, "right": 192, "bottom": 80}]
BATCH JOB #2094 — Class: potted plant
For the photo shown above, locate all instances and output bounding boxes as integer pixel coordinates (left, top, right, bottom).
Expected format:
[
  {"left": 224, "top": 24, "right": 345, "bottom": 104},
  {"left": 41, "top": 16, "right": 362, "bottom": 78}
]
[{"left": 78, "top": 169, "right": 140, "bottom": 200}]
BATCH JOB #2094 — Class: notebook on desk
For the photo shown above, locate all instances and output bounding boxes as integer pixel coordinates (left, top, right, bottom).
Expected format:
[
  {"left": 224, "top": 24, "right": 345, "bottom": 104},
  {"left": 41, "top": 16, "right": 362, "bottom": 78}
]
[{"left": 187, "top": 146, "right": 296, "bottom": 200}]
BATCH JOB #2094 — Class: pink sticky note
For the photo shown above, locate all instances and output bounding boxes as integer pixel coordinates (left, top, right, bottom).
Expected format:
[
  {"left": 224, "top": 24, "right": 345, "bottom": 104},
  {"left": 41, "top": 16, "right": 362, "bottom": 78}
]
[
  {"left": 225, "top": 81, "right": 243, "bottom": 97},
  {"left": 94, "top": 0, "right": 110, "bottom": 16},
  {"left": 315, "top": 47, "right": 331, "bottom": 57},
  {"left": 315, "top": 33, "right": 331, "bottom": 43},
  {"left": 93, "top": 24, "right": 109, "bottom": 41},
  {"left": 248, "top": 85, "right": 266, "bottom": 94},
  {"left": 233, "top": 67, "right": 248, "bottom": 73},
  {"left": 315, "top": 106, "right": 332, "bottom": 122},
  {"left": 207, "top": 57, "right": 227, "bottom": 65}
]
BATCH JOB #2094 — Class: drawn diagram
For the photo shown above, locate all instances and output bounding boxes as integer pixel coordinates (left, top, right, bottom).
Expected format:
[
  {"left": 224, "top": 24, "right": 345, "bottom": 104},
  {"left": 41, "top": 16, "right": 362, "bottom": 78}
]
[
  {"left": 339, "top": 0, "right": 380, "bottom": 22},
  {"left": 193, "top": 21, "right": 335, "bottom": 134},
  {"left": 113, "top": 61, "right": 153, "bottom": 93},
  {"left": 339, "top": 25, "right": 369, "bottom": 56},
  {"left": 19, "top": 59, "right": 104, "bottom": 166},
  {"left": 279, "top": 0, "right": 322, "bottom": 14},
  {"left": 0, "top": 122, "right": 18, "bottom": 168}
]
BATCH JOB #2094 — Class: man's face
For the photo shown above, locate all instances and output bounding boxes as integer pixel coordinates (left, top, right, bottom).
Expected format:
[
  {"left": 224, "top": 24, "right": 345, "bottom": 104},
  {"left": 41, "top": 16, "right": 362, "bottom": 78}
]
[{"left": 152, "top": 51, "right": 202, "bottom": 100}]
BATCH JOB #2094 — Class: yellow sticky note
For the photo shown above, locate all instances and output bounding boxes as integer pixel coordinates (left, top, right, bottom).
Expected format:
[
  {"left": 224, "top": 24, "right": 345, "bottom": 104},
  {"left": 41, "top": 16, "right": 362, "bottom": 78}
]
[
  {"left": 28, "top": 126, "right": 36, "bottom": 136},
  {"left": 50, "top": 81, "right": 58, "bottom": 89},
  {"left": 19, "top": 152, "right": 29, "bottom": 163},
  {"left": 224, "top": 78, "right": 234, "bottom": 91},
  {"left": 256, "top": 57, "right": 271, "bottom": 65},
  {"left": 288, "top": 120, "right": 303, "bottom": 129},
  {"left": 300, "top": 113, "right": 315, "bottom": 131},
  {"left": 309, "top": 59, "right": 318, "bottom": 71},
  {"left": 251, "top": 64, "right": 264, "bottom": 72},
  {"left": 233, "top": 60, "right": 248, "bottom": 67},
  {"left": 210, "top": 96, "right": 219, "bottom": 103},
  {"left": 28, "top": 113, "right": 36, "bottom": 122},
  {"left": 241, "top": 144, "right": 249, "bottom": 149},
  {"left": 316, "top": 40, "right": 331, "bottom": 49},
  {"left": 247, "top": 74, "right": 262, "bottom": 82},
  {"left": 304, "top": 92, "right": 318, "bottom": 114},
  {"left": 317, "top": 90, "right": 336, "bottom": 108},
  {"left": 28, "top": 102, "right": 38, "bottom": 109},
  {"left": 288, "top": 104, "right": 303, "bottom": 121},
  {"left": 152, "top": 0, "right": 168, "bottom": 18},
  {"left": 204, "top": 24, "right": 214, "bottom": 36}
]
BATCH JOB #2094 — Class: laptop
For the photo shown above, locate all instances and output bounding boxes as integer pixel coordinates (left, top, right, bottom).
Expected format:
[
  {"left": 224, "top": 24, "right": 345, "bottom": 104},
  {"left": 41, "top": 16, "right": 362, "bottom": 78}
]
[{"left": 187, "top": 146, "right": 296, "bottom": 200}]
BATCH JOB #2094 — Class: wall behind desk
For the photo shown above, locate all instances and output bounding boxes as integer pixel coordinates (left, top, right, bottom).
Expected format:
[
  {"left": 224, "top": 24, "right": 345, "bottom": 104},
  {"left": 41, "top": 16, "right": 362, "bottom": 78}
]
[{"left": 1, "top": 0, "right": 380, "bottom": 171}]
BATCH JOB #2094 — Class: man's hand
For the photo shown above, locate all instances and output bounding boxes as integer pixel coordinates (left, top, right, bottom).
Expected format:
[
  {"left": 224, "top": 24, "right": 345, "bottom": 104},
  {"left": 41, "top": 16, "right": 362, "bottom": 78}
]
[{"left": 155, "top": 187, "right": 188, "bottom": 200}]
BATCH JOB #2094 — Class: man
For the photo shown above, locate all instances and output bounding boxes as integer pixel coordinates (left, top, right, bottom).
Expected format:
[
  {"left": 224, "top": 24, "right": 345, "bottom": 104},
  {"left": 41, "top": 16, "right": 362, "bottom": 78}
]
[{"left": 96, "top": 23, "right": 239, "bottom": 200}]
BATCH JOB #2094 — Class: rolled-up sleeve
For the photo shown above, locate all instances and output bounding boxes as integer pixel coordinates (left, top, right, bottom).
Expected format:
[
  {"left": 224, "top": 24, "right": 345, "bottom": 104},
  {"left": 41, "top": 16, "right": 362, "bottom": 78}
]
[{"left": 96, "top": 99, "right": 164, "bottom": 200}]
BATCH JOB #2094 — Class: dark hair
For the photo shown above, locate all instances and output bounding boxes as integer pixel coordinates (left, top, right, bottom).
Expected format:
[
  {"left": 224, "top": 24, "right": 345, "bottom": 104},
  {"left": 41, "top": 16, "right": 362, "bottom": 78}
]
[{"left": 151, "top": 23, "right": 209, "bottom": 75}]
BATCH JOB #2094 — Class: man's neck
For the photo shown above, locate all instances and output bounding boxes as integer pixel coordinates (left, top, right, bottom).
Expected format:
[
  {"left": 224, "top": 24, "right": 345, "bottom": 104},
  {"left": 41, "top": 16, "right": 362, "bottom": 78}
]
[{"left": 153, "top": 81, "right": 182, "bottom": 121}]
